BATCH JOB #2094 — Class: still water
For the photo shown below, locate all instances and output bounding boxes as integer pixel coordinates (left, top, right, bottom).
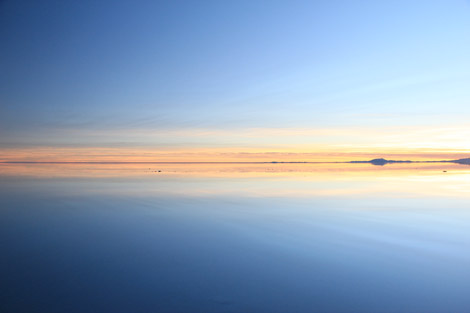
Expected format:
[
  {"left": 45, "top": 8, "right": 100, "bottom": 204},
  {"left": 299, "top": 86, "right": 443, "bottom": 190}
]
[{"left": 1, "top": 163, "right": 470, "bottom": 312}]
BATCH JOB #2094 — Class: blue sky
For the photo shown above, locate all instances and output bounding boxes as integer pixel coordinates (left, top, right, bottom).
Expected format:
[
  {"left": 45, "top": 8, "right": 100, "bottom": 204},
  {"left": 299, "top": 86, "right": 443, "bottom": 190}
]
[{"left": 1, "top": 0, "right": 470, "bottom": 159}]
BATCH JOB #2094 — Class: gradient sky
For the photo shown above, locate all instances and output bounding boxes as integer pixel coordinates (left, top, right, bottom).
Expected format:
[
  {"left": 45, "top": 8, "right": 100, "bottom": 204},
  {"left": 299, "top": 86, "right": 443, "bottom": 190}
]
[{"left": 1, "top": 0, "right": 470, "bottom": 162}]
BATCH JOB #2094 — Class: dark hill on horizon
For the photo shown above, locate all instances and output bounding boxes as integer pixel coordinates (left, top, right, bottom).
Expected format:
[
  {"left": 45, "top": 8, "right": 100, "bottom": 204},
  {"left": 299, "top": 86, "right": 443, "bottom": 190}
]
[
  {"left": 452, "top": 158, "right": 470, "bottom": 165},
  {"left": 350, "top": 158, "right": 470, "bottom": 166},
  {"left": 350, "top": 158, "right": 412, "bottom": 166}
]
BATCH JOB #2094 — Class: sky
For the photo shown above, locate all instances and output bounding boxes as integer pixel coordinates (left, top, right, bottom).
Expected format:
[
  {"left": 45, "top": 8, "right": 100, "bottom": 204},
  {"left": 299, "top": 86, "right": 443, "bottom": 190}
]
[{"left": 1, "top": 0, "right": 470, "bottom": 162}]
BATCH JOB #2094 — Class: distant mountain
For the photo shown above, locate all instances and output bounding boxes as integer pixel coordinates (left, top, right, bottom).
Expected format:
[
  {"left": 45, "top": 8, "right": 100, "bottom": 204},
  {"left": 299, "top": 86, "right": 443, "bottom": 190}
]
[
  {"left": 349, "top": 157, "right": 470, "bottom": 166},
  {"left": 451, "top": 158, "right": 470, "bottom": 165},
  {"left": 350, "top": 158, "right": 412, "bottom": 166}
]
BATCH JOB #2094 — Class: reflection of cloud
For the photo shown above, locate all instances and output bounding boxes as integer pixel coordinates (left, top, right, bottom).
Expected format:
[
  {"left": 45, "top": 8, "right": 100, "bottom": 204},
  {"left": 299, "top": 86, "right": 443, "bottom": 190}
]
[{"left": 2, "top": 163, "right": 470, "bottom": 199}]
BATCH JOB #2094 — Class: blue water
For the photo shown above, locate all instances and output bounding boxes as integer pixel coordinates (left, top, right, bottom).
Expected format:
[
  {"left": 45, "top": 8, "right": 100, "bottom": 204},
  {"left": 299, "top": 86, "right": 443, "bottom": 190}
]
[{"left": 1, "top": 164, "right": 470, "bottom": 312}]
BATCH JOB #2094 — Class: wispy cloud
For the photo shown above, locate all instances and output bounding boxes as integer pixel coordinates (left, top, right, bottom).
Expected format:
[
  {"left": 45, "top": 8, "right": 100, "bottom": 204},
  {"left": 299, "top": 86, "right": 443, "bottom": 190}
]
[{"left": 1, "top": 123, "right": 469, "bottom": 162}]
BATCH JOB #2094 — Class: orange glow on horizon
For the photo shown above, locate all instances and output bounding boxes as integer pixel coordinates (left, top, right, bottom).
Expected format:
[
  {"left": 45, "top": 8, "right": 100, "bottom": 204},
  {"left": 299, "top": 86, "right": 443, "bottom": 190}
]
[
  {"left": 2, "top": 125, "right": 469, "bottom": 163},
  {"left": 0, "top": 146, "right": 469, "bottom": 163}
]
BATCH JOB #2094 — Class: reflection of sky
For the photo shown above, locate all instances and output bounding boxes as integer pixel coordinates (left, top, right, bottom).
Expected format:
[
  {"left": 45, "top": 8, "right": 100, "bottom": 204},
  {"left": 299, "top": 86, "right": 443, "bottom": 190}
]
[
  {"left": 1, "top": 164, "right": 470, "bottom": 312},
  {"left": 2, "top": 163, "right": 470, "bottom": 198},
  {"left": 1, "top": 1, "right": 470, "bottom": 160}
]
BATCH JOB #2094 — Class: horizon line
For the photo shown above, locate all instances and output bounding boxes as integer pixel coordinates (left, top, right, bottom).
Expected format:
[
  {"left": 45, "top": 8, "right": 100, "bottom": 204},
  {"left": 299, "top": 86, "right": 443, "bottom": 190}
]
[{"left": 1, "top": 158, "right": 468, "bottom": 165}]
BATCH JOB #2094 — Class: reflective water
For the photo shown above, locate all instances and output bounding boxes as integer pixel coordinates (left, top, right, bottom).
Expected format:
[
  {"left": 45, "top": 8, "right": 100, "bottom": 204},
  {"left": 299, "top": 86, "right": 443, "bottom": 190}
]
[{"left": 1, "top": 163, "right": 470, "bottom": 312}]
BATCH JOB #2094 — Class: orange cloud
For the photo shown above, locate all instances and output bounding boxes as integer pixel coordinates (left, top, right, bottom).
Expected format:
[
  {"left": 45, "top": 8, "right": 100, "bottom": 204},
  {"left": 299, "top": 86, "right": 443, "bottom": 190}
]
[{"left": 1, "top": 125, "right": 469, "bottom": 162}]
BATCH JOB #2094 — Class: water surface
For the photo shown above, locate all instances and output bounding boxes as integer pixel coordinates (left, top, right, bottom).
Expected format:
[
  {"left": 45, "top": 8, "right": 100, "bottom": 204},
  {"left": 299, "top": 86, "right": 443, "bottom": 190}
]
[{"left": 1, "top": 163, "right": 470, "bottom": 312}]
